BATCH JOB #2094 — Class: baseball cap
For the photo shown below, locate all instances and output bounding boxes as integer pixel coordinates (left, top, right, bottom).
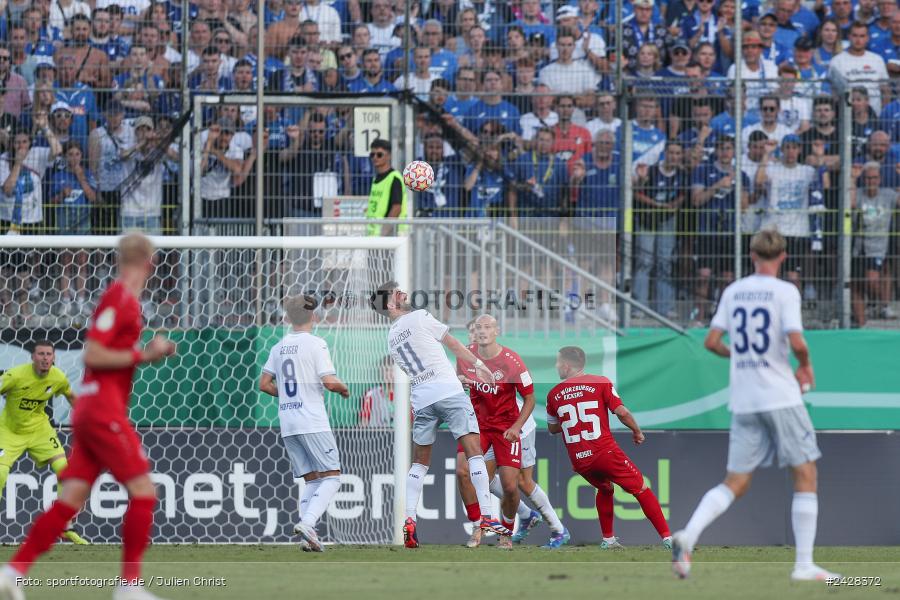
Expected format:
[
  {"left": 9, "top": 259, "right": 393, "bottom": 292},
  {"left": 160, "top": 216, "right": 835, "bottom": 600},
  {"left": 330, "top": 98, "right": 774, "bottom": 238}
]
[
  {"left": 556, "top": 5, "right": 578, "bottom": 20},
  {"left": 782, "top": 134, "right": 801, "bottom": 146},
  {"left": 794, "top": 37, "right": 814, "bottom": 50},
  {"left": 672, "top": 39, "right": 691, "bottom": 52},
  {"left": 34, "top": 56, "right": 55, "bottom": 71},
  {"left": 134, "top": 116, "right": 155, "bottom": 130},
  {"left": 50, "top": 101, "right": 72, "bottom": 114},
  {"left": 633, "top": 0, "right": 653, "bottom": 7}
]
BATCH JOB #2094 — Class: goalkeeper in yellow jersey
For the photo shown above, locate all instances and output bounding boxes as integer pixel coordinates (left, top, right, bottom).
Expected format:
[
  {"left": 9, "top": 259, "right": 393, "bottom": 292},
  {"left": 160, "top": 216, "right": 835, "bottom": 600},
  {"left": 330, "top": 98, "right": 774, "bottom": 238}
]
[{"left": 0, "top": 341, "right": 88, "bottom": 545}]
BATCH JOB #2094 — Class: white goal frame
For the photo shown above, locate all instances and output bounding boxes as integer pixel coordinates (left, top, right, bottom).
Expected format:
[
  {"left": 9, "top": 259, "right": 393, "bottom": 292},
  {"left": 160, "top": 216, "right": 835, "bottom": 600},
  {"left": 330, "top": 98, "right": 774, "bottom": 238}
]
[{"left": 0, "top": 235, "right": 411, "bottom": 545}]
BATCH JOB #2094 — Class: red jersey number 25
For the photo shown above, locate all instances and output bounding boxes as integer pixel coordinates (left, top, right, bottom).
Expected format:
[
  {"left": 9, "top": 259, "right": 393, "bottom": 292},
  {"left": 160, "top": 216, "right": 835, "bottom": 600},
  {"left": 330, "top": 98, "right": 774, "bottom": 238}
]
[{"left": 557, "top": 401, "right": 602, "bottom": 444}]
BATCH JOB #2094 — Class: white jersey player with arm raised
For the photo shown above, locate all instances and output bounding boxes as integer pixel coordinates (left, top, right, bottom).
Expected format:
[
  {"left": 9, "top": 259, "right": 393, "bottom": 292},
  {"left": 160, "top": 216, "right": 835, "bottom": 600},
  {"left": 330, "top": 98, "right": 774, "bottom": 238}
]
[
  {"left": 371, "top": 281, "right": 509, "bottom": 548},
  {"left": 671, "top": 230, "right": 839, "bottom": 582},
  {"left": 259, "top": 295, "right": 349, "bottom": 553}
]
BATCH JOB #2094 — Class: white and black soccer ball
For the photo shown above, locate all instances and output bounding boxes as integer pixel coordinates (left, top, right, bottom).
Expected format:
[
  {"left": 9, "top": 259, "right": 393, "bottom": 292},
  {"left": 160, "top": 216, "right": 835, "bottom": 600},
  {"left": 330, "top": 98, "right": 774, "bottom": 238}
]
[{"left": 402, "top": 160, "right": 435, "bottom": 192}]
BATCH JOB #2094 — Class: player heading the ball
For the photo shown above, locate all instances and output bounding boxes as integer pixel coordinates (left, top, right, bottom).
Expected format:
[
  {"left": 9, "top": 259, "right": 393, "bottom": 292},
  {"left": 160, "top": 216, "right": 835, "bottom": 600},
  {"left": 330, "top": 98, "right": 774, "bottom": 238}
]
[
  {"left": 0, "top": 233, "right": 176, "bottom": 600},
  {"left": 672, "top": 230, "right": 839, "bottom": 582},
  {"left": 260, "top": 295, "right": 349, "bottom": 553},
  {"left": 371, "top": 281, "right": 509, "bottom": 548}
]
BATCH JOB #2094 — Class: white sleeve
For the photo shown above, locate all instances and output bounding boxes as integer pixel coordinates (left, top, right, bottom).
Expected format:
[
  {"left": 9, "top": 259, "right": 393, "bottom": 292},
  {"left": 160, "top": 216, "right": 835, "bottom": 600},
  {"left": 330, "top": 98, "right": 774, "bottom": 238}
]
[
  {"left": 262, "top": 346, "right": 277, "bottom": 375},
  {"left": 421, "top": 311, "right": 449, "bottom": 341},
  {"left": 709, "top": 293, "right": 729, "bottom": 331},
  {"left": 781, "top": 285, "right": 804, "bottom": 333},
  {"left": 546, "top": 406, "right": 559, "bottom": 424},
  {"left": 315, "top": 342, "right": 337, "bottom": 378}
]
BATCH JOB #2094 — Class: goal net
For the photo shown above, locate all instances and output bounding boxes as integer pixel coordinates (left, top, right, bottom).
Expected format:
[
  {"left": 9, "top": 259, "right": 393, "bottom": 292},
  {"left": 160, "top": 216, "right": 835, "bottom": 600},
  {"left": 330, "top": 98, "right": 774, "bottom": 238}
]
[{"left": 0, "top": 236, "right": 410, "bottom": 545}]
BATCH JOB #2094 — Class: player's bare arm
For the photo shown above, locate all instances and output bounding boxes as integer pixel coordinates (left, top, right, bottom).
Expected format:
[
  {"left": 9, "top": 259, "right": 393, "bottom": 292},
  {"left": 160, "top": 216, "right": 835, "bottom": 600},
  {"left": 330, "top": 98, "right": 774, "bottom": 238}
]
[
  {"left": 83, "top": 335, "right": 176, "bottom": 369},
  {"left": 322, "top": 375, "right": 350, "bottom": 398},
  {"left": 547, "top": 422, "right": 562, "bottom": 435},
  {"left": 703, "top": 328, "right": 731, "bottom": 358},
  {"left": 504, "top": 392, "right": 536, "bottom": 443},
  {"left": 788, "top": 331, "right": 815, "bottom": 391},
  {"left": 259, "top": 372, "right": 278, "bottom": 397},
  {"left": 441, "top": 333, "right": 493, "bottom": 384},
  {"left": 614, "top": 405, "right": 645, "bottom": 445}
]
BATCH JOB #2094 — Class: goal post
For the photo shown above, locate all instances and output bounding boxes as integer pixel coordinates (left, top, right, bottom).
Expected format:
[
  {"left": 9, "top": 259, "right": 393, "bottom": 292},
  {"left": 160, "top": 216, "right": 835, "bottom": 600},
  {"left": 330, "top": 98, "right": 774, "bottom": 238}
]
[{"left": 0, "top": 235, "right": 410, "bottom": 545}]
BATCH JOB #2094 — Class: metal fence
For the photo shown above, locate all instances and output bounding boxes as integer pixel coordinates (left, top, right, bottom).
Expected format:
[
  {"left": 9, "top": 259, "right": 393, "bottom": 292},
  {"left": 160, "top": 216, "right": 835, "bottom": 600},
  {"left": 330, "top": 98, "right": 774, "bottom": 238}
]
[{"left": 0, "top": 23, "right": 899, "bottom": 331}]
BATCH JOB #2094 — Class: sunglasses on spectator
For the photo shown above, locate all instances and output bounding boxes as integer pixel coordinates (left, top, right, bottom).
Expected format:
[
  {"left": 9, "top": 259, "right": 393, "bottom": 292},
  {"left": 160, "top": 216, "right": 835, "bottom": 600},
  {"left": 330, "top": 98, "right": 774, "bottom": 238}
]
[
  {"left": 215, "top": 37, "right": 231, "bottom": 44},
  {"left": 761, "top": 105, "right": 778, "bottom": 112},
  {"left": 369, "top": 151, "right": 386, "bottom": 158},
  {"left": 0, "top": 56, "right": 10, "bottom": 61},
  {"left": 339, "top": 52, "right": 353, "bottom": 60}
]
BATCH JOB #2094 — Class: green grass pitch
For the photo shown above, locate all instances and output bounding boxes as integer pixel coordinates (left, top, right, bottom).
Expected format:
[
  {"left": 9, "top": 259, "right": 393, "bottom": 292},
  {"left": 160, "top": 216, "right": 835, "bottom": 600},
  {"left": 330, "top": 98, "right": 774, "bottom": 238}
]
[{"left": 0, "top": 544, "right": 897, "bottom": 599}]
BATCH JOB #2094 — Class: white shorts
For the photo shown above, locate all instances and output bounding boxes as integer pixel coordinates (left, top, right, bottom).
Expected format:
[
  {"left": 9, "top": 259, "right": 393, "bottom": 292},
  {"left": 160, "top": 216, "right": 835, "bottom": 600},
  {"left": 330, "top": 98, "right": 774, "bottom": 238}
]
[
  {"left": 726, "top": 405, "right": 821, "bottom": 474},
  {"left": 412, "top": 393, "right": 480, "bottom": 446},
  {"left": 282, "top": 431, "right": 341, "bottom": 477},
  {"left": 520, "top": 428, "right": 537, "bottom": 469}
]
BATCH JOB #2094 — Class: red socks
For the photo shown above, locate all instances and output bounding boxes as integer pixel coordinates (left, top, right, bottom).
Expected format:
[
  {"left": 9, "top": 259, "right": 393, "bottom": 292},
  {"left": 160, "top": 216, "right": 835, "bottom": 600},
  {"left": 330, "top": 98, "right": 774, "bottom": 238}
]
[
  {"left": 635, "top": 488, "right": 671, "bottom": 538},
  {"left": 122, "top": 497, "right": 156, "bottom": 584},
  {"left": 10, "top": 501, "right": 78, "bottom": 574},
  {"left": 501, "top": 516, "right": 515, "bottom": 532},
  {"left": 595, "top": 483, "right": 615, "bottom": 538},
  {"left": 465, "top": 502, "right": 481, "bottom": 522}
]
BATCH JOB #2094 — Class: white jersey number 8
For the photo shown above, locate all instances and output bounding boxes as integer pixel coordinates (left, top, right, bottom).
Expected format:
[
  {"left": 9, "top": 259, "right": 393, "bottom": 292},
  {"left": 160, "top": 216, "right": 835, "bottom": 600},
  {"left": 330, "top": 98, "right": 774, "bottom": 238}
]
[{"left": 557, "top": 401, "right": 602, "bottom": 444}]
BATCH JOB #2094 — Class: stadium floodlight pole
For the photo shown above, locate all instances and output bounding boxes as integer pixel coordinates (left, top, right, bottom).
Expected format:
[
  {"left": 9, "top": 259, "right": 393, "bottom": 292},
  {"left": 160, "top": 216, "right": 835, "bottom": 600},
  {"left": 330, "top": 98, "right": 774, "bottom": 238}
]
[
  {"left": 733, "top": 10, "right": 744, "bottom": 280},
  {"left": 839, "top": 90, "right": 853, "bottom": 328}
]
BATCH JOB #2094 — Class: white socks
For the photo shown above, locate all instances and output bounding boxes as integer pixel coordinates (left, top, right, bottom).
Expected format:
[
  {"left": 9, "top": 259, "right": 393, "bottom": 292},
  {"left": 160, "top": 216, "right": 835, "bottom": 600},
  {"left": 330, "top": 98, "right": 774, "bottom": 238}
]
[
  {"left": 529, "top": 484, "right": 564, "bottom": 534},
  {"left": 301, "top": 476, "right": 341, "bottom": 528},
  {"left": 405, "top": 463, "right": 429, "bottom": 519},
  {"left": 489, "top": 475, "right": 504, "bottom": 498},
  {"left": 683, "top": 483, "right": 735, "bottom": 549},
  {"left": 468, "top": 455, "right": 493, "bottom": 519},
  {"left": 490, "top": 475, "right": 533, "bottom": 521},
  {"left": 792, "top": 492, "right": 818, "bottom": 567},
  {"left": 298, "top": 478, "right": 322, "bottom": 520}
]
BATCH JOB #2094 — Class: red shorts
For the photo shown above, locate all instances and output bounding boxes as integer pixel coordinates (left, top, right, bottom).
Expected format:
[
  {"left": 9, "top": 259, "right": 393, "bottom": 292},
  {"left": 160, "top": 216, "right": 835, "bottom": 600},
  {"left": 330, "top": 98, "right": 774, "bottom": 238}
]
[
  {"left": 480, "top": 430, "right": 521, "bottom": 469},
  {"left": 576, "top": 445, "right": 645, "bottom": 495},
  {"left": 456, "top": 432, "right": 522, "bottom": 469},
  {"left": 60, "top": 406, "right": 150, "bottom": 485}
]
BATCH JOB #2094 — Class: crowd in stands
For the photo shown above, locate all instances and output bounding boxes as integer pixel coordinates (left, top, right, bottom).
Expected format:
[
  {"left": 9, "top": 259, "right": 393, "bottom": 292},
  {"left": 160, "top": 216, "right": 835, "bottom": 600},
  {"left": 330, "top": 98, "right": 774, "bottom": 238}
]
[{"left": 0, "top": 0, "right": 898, "bottom": 327}]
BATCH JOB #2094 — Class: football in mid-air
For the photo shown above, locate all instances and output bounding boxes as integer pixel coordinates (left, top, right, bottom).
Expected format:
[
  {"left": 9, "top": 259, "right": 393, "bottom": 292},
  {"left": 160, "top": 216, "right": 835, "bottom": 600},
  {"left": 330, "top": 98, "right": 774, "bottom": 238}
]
[{"left": 403, "top": 161, "right": 435, "bottom": 192}]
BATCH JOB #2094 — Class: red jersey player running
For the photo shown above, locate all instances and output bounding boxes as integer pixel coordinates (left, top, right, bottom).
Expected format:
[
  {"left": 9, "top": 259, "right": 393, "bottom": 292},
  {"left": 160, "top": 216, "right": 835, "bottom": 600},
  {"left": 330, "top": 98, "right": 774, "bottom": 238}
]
[
  {"left": 546, "top": 346, "right": 672, "bottom": 549},
  {"left": 0, "top": 233, "right": 176, "bottom": 600}
]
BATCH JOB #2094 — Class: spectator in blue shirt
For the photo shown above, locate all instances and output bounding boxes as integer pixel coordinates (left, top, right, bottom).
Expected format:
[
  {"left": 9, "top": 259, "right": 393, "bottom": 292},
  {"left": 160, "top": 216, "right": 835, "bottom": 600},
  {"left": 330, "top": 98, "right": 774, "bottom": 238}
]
[
  {"left": 113, "top": 44, "right": 168, "bottom": 119},
  {"left": 54, "top": 54, "right": 98, "bottom": 151},
  {"left": 50, "top": 140, "right": 96, "bottom": 236},
  {"left": 90, "top": 7, "right": 130, "bottom": 64},
  {"left": 347, "top": 49, "right": 397, "bottom": 93},
  {"left": 511, "top": 127, "right": 568, "bottom": 220},
  {"left": 463, "top": 69, "right": 521, "bottom": 137},
  {"left": 689, "top": 135, "right": 750, "bottom": 321},
  {"left": 507, "top": 0, "right": 556, "bottom": 45},
  {"left": 444, "top": 66, "right": 479, "bottom": 119},
  {"left": 758, "top": 13, "right": 792, "bottom": 65},
  {"left": 337, "top": 45, "right": 363, "bottom": 88},
  {"left": 189, "top": 46, "right": 234, "bottom": 92},
  {"left": 244, "top": 24, "right": 288, "bottom": 90},
  {"left": 870, "top": 11, "right": 900, "bottom": 68},
  {"left": 464, "top": 141, "right": 510, "bottom": 219},
  {"left": 631, "top": 97, "right": 666, "bottom": 163},
  {"left": 869, "top": 0, "right": 896, "bottom": 47},
  {"left": 420, "top": 19, "right": 458, "bottom": 83},
  {"left": 415, "top": 134, "right": 463, "bottom": 217}
]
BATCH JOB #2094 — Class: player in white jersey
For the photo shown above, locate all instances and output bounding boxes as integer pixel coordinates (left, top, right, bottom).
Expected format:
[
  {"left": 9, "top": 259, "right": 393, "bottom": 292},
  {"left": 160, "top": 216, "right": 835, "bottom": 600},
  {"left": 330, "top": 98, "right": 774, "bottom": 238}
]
[
  {"left": 260, "top": 296, "right": 349, "bottom": 552},
  {"left": 672, "top": 231, "right": 839, "bottom": 582},
  {"left": 372, "top": 281, "right": 508, "bottom": 548}
]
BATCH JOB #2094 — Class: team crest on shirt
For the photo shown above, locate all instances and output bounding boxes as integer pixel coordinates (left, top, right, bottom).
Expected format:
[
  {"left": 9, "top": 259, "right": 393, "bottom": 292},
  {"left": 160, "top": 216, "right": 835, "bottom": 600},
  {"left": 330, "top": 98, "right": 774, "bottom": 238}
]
[
  {"left": 95, "top": 308, "right": 116, "bottom": 331},
  {"left": 492, "top": 370, "right": 504, "bottom": 381}
]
